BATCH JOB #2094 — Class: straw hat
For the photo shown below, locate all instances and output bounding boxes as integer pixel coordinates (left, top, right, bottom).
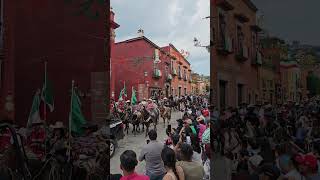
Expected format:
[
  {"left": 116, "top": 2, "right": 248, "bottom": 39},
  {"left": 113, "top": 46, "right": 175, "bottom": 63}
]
[
  {"left": 50, "top": 121, "right": 65, "bottom": 129},
  {"left": 32, "top": 119, "right": 43, "bottom": 125}
]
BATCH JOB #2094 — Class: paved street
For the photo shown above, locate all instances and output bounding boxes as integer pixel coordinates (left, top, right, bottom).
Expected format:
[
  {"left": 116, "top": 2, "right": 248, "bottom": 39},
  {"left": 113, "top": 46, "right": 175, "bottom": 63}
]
[
  {"left": 110, "top": 111, "right": 184, "bottom": 175},
  {"left": 110, "top": 110, "right": 230, "bottom": 179}
]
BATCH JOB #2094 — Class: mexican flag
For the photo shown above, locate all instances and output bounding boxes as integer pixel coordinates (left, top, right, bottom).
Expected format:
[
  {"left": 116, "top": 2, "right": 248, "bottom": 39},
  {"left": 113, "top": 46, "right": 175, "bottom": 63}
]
[
  {"left": 27, "top": 90, "right": 41, "bottom": 128},
  {"left": 40, "top": 62, "right": 54, "bottom": 120},
  {"left": 131, "top": 86, "right": 137, "bottom": 105},
  {"left": 118, "top": 81, "right": 127, "bottom": 101},
  {"left": 69, "top": 86, "right": 87, "bottom": 135}
]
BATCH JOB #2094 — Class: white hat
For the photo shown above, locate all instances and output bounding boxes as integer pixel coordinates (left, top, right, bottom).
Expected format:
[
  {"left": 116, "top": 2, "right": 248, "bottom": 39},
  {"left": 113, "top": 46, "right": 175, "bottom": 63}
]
[
  {"left": 50, "top": 121, "right": 65, "bottom": 129},
  {"left": 148, "top": 98, "right": 153, "bottom": 101},
  {"left": 163, "top": 97, "right": 168, "bottom": 100},
  {"left": 32, "top": 119, "right": 43, "bottom": 125},
  {"left": 265, "top": 104, "right": 272, "bottom": 108},
  {"left": 126, "top": 100, "right": 131, "bottom": 103}
]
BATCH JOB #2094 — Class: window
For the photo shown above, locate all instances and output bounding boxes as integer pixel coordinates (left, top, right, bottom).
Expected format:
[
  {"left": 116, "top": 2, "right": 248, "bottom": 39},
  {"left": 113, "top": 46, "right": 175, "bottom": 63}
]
[
  {"left": 236, "top": 25, "right": 244, "bottom": 53},
  {"left": 219, "top": 80, "right": 227, "bottom": 109},
  {"left": 165, "top": 66, "right": 168, "bottom": 76},
  {"left": 171, "top": 60, "right": 174, "bottom": 71},
  {"left": 252, "top": 33, "right": 256, "bottom": 58},
  {"left": 218, "top": 12, "right": 226, "bottom": 45}
]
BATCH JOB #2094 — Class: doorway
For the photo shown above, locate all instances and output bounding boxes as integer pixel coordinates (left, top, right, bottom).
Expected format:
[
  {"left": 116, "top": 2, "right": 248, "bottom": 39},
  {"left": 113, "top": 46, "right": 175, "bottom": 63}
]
[{"left": 219, "top": 80, "right": 226, "bottom": 109}]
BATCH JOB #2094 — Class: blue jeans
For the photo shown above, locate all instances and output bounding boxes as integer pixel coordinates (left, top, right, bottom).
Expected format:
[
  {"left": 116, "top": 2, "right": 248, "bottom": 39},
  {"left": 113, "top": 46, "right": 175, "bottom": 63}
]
[{"left": 147, "top": 173, "right": 165, "bottom": 180}]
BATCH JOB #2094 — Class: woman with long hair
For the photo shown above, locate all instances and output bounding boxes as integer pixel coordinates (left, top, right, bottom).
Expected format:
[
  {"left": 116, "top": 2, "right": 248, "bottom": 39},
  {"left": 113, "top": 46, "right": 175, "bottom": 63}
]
[{"left": 161, "top": 147, "right": 185, "bottom": 180}]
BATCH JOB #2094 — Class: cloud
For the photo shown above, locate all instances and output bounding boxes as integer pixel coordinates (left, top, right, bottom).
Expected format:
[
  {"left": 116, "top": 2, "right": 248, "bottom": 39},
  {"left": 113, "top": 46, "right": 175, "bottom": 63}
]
[{"left": 111, "top": 0, "right": 210, "bottom": 75}]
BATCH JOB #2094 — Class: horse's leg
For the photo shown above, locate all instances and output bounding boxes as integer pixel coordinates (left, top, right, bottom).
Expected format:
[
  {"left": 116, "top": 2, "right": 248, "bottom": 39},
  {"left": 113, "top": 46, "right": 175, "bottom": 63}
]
[
  {"left": 145, "top": 124, "right": 149, "bottom": 137},
  {"left": 126, "top": 123, "right": 129, "bottom": 135}
]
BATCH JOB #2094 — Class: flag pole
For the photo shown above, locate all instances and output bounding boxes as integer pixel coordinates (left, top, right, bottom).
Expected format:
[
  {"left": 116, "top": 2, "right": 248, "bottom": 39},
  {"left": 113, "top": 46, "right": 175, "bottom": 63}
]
[
  {"left": 44, "top": 60, "right": 47, "bottom": 122},
  {"left": 68, "top": 80, "right": 75, "bottom": 163}
]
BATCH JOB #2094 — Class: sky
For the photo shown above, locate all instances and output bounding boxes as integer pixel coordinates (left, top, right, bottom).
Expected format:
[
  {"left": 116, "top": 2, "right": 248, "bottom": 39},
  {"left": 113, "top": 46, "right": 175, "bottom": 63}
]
[
  {"left": 252, "top": 0, "right": 320, "bottom": 46},
  {"left": 111, "top": 0, "right": 210, "bottom": 76}
]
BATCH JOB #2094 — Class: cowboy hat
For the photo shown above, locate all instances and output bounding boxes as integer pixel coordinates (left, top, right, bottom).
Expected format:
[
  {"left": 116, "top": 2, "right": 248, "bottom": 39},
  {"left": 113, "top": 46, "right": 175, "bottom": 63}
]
[
  {"left": 31, "top": 118, "right": 43, "bottom": 125},
  {"left": 50, "top": 121, "right": 65, "bottom": 129},
  {"left": 264, "top": 104, "right": 272, "bottom": 109}
]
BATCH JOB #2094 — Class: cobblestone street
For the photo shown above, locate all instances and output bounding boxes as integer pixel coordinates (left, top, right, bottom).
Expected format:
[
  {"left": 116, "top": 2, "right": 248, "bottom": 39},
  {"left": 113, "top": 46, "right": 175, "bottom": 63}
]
[{"left": 110, "top": 111, "right": 183, "bottom": 175}]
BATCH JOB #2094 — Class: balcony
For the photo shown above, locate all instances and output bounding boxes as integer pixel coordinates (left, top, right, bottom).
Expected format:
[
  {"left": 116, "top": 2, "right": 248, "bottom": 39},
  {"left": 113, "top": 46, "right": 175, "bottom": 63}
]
[
  {"left": 153, "top": 69, "right": 162, "bottom": 78},
  {"left": 234, "top": 13, "right": 250, "bottom": 23},
  {"left": 167, "top": 74, "right": 173, "bottom": 81},
  {"left": 216, "top": 0, "right": 234, "bottom": 11},
  {"left": 235, "top": 45, "right": 248, "bottom": 61},
  {"left": 216, "top": 34, "right": 233, "bottom": 55}
]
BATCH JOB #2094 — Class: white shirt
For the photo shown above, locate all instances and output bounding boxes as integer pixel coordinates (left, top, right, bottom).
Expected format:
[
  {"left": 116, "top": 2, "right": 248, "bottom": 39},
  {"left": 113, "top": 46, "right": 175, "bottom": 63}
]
[
  {"left": 192, "top": 151, "right": 202, "bottom": 164},
  {"left": 284, "top": 169, "right": 305, "bottom": 180}
]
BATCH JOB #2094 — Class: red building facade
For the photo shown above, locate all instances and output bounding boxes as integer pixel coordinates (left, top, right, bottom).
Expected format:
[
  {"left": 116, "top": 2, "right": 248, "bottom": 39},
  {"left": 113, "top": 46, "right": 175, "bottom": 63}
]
[
  {"left": 162, "top": 44, "right": 192, "bottom": 97},
  {"left": 1, "top": 1, "right": 107, "bottom": 126},
  {"left": 110, "top": 9, "right": 120, "bottom": 99},
  {"left": 112, "top": 36, "right": 172, "bottom": 101}
]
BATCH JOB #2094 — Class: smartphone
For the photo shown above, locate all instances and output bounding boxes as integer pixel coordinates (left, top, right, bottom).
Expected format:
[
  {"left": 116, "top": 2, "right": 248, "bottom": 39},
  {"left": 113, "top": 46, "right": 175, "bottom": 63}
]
[{"left": 186, "top": 136, "right": 191, "bottom": 145}]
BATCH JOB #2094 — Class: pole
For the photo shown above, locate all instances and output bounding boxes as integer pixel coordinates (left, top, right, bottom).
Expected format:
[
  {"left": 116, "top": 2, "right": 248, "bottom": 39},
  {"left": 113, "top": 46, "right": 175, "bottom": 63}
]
[
  {"left": 68, "top": 80, "right": 75, "bottom": 163},
  {"left": 43, "top": 60, "right": 47, "bottom": 122}
]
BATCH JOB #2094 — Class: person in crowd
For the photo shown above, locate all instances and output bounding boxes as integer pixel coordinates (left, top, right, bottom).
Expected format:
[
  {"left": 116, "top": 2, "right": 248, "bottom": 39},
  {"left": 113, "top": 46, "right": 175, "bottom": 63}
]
[
  {"left": 203, "top": 144, "right": 211, "bottom": 180},
  {"left": 120, "top": 150, "right": 149, "bottom": 180},
  {"left": 161, "top": 147, "right": 184, "bottom": 180},
  {"left": 49, "top": 121, "right": 67, "bottom": 161},
  {"left": 176, "top": 143, "right": 205, "bottom": 180},
  {"left": 296, "top": 154, "right": 320, "bottom": 180},
  {"left": 28, "top": 119, "right": 46, "bottom": 160},
  {"left": 278, "top": 154, "right": 305, "bottom": 180},
  {"left": 139, "top": 129, "right": 166, "bottom": 180},
  {"left": 197, "top": 117, "right": 206, "bottom": 143}
]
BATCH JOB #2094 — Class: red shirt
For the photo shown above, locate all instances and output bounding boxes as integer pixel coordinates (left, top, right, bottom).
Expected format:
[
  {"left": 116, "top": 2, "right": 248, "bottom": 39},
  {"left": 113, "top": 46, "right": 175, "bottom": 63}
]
[
  {"left": 0, "top": 128, "right": 12, "bottom": 151},
  {"left": 28, "top": 128, "right": 46, "bottom": 159},
  {"left": 202, "top": 109, "right": 209, "bottom": 117},
  {"left": 120, "top": 173, "right": 149, "bottom": 180}
]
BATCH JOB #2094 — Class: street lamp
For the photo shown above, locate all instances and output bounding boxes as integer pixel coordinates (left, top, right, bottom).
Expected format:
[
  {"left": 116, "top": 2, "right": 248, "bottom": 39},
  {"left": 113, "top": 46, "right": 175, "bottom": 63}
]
[{"left": 193, "top": 37, "right": 211, "bottom": 53}]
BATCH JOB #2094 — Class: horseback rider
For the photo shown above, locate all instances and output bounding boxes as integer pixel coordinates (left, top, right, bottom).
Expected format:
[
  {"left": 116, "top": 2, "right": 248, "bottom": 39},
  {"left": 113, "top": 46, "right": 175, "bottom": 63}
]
[
  {"left": 27, "top": 119, "right": 46, "bottom": 160},
  {"left": 49, "top": 121, "right": 68, "bottom": 162}
]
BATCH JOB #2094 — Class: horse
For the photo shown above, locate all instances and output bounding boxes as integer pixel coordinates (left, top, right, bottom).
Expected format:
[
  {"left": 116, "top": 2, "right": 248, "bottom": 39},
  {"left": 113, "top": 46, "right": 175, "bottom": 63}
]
[
  {"left": 130, "top": 110, "right": 144, "bottom": 136},
  {"left": 159, "top": 105, "right": 172, "bottom": 127},
  {"left": 141, "top": 107, "right": 159, "bottom": 137}
]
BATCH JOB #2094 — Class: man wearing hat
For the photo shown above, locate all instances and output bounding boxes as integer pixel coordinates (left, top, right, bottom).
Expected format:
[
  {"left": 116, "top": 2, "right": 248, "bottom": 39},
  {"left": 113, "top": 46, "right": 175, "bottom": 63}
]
[
  {"left": 27, "top": 118, "right": 46, "bottom": 160},
  {"left": 49, "top": 121, "right": 68, "bottom": 161}
]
